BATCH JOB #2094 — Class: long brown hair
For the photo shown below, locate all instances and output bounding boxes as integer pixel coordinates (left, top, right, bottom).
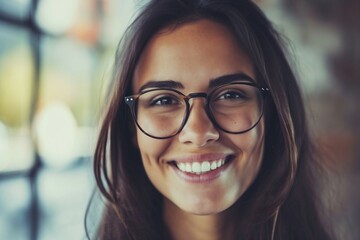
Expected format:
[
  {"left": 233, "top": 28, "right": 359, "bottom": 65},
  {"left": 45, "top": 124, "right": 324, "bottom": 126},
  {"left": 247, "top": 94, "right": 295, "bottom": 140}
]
[{"left": 88, "top": 0, "right": 333, "bottom": 239}]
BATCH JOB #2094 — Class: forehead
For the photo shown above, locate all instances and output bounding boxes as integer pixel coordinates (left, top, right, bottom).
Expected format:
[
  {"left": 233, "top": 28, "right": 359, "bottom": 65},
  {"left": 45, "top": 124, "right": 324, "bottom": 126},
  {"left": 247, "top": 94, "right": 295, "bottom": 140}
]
[{"left": 133, "top": 19, "right": 254, "bottom": 92}]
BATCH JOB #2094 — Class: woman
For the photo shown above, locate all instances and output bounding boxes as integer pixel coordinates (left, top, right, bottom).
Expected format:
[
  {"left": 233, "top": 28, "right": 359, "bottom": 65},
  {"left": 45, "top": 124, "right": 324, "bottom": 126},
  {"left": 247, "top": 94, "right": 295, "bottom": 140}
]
[{"left": 89, "top": 0, "right": 334, "bottom": 239}]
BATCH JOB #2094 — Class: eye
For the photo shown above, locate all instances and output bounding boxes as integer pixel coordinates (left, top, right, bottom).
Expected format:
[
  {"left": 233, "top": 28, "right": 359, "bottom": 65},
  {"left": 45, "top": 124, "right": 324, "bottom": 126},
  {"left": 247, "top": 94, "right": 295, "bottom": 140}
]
[
  {"left": 150, "top": 95, "right": 181, "bottom": 106},
  {"left": 216, "top": 90, "right": 247, "bottom": 100}
]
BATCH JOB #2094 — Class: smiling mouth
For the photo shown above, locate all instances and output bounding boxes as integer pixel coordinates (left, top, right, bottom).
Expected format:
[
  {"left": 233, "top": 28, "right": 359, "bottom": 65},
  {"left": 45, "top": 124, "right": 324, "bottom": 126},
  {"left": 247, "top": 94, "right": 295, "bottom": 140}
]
[{"left": 170, "top": 155, "right": 235, "bottom": 175}]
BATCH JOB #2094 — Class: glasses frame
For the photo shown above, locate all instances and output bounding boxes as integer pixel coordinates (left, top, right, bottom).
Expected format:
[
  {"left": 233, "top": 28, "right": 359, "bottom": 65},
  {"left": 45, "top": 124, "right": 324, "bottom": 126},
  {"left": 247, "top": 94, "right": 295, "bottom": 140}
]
[{"left": 125, "top": 81, "right": 270, "bottom": 139}]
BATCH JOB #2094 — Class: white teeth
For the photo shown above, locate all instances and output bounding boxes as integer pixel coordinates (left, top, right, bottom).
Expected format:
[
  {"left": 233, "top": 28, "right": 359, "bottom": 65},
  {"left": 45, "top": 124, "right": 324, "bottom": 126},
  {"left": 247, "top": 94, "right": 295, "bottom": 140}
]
[
  {"left": 201, "top": 161, "right": 210, "bottom": 172},
  {"left": 176, "top": 159, "right": 226, "bottom": 174},
  {"left": 192, "top": 162, "right": 201, "bottom": 174},
  {"left": 178, "top": 163, "right": 186, "bottom": 171},
  {"left": 185, "top": 163, "right": 192, "bottom": 172},
  {"left": 210, "top": 161, "right": 217, "bottom": 170}
]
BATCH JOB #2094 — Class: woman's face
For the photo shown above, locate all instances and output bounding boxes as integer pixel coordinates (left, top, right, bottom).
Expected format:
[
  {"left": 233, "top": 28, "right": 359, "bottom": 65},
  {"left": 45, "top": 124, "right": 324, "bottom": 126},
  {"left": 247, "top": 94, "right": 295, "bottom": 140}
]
[{"left": 133, "top": 20, "right": 264, "bottom": 215}]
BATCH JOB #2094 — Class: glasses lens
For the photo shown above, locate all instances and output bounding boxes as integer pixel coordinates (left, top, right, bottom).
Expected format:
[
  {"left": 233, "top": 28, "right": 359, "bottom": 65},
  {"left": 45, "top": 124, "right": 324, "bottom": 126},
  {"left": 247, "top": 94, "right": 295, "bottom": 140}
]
[
  {"left": 136, "top": 89, "right": 186, "bottom": 138},
  {"left": 209, "top": 83, "right": 263, "bottom": 133}
]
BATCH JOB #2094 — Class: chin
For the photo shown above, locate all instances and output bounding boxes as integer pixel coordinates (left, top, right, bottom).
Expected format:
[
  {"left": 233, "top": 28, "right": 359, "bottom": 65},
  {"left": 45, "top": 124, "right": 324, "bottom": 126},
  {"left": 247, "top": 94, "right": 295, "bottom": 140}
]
[
  {"left": 176, "top": 197, "right": 231, "bottom": 215},
  {"left": 187, "top": 208, "right": 222, "bottom": 216}
]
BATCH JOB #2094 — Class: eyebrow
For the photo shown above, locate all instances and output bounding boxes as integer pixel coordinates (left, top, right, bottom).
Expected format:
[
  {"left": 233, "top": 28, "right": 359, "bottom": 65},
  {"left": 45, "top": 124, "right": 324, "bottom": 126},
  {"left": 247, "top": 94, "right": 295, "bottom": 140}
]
[
  {"left": 209, "top": 73, "right": 255, "bottom": 89},
  {"left": 138, "top": 80, "right": 184, "bottom": 93},
  {"left": 138, "top": 72, "right": 255, "bottom": 93}
]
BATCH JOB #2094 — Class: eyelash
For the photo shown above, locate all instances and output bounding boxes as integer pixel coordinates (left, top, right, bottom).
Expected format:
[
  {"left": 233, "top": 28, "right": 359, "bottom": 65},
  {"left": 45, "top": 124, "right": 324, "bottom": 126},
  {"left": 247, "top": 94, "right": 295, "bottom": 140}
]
[
  {"left": 149, "top": 95, "right": 181, "bottom": 106},
  {"left": 216, "top": 90, "right": 248, "bottom": 100}
]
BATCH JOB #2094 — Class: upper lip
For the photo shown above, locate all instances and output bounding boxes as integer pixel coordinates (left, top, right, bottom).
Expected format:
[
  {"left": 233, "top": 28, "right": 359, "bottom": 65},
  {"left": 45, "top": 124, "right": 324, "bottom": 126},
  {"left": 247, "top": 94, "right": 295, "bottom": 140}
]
[{"left": 167, "top": 153, "right": 233, "bottom": 163}]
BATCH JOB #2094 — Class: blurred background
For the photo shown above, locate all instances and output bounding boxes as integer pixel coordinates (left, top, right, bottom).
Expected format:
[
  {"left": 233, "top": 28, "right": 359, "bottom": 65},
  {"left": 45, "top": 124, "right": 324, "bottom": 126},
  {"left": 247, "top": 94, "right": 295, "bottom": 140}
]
[{"left": 0, "top": 0, "right": 358, "bottom": 239}]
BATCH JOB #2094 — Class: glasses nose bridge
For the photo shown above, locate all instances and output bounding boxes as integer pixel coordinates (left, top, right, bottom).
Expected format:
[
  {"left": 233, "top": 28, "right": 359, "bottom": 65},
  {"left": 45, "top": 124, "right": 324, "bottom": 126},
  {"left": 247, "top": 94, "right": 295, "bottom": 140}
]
[
  {"left": 183, "top": 91, "right": 212, "bottom": 124},
  {"left": 180, "top": 92, "right": 219, "bottom": 145},
  {"left": 185, "top": 92, "right": 208, "bottom": 104}
]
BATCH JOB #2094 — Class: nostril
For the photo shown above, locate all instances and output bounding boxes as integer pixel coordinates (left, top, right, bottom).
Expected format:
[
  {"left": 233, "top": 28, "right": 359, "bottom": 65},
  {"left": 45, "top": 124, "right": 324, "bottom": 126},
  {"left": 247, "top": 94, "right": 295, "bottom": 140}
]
[{"left": 178, "top": 123, "right": 220, "bottom": 146}]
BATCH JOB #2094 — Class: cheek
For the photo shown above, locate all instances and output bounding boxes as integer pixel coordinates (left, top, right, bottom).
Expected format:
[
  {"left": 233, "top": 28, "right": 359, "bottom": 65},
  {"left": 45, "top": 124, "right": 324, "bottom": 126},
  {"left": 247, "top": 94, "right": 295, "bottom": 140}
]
[
  {"left": 136, "top": 132, "right": 174, "bottom": 197},
  {"left": 227, "top": 120, "right": 265, "bottom": 156},
  {"left": 136, "top": 131, "right": 172, "bottom": 166},
  {"left": 226, "top": 121, "right": 265, "bottom": 183}
]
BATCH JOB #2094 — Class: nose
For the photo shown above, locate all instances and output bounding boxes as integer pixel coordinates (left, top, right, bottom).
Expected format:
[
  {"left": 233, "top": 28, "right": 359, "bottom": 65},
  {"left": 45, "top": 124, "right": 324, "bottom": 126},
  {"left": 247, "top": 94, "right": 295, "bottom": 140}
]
[{"left": 178, "top": 98, "right": 220, "bottom": 147}]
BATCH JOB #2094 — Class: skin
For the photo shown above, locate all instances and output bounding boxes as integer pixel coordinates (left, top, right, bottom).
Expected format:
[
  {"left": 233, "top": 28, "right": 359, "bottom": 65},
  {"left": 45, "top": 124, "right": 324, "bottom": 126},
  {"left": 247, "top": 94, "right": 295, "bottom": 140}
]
[{"left": 133, "top": 20, "right": 265, "bottom": 240}]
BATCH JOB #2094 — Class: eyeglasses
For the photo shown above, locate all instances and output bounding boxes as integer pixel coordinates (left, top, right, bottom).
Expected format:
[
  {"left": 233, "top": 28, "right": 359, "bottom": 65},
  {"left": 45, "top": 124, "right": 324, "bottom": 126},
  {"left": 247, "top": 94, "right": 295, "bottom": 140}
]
[{"left": 125, "top": 81, "right": 270, "bottom": 139}]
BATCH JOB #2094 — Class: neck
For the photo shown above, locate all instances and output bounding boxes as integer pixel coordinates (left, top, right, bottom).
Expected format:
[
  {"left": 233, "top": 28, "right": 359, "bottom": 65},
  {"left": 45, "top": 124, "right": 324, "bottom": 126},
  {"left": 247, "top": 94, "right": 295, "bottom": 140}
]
[{"left": 163, "top": 199, "right": 232, "bottom": 240}]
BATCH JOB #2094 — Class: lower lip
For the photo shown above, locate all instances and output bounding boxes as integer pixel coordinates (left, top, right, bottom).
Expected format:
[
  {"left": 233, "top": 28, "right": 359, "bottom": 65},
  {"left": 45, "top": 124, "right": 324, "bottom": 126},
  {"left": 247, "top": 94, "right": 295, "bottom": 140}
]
[{"left": 170, "top": 160, "right": 232, "bottom": 183}]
